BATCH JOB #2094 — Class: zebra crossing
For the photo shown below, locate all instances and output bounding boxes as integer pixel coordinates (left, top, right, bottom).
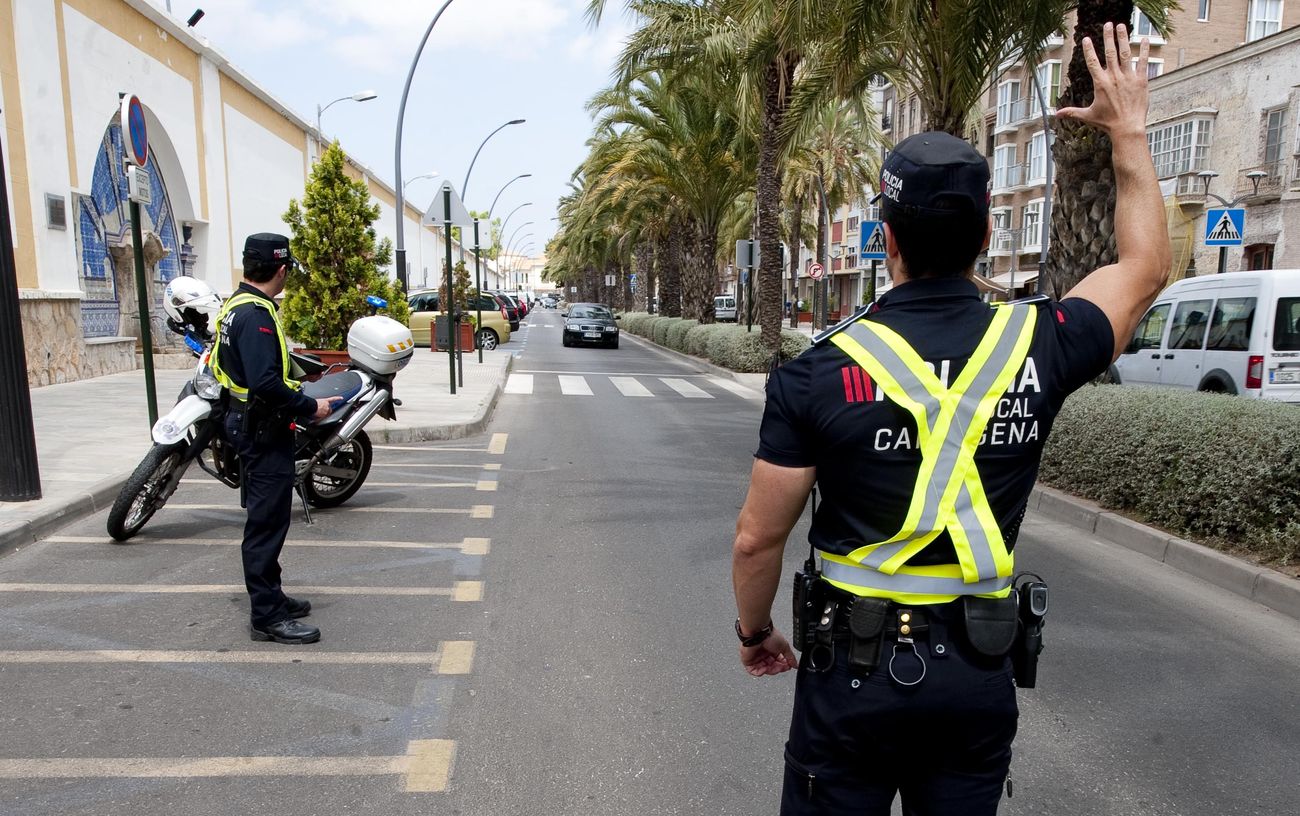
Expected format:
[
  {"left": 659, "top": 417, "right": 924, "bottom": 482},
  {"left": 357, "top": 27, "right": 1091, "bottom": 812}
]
[{"left": 503, "top": 371, "right": 762, "bottom": 400}]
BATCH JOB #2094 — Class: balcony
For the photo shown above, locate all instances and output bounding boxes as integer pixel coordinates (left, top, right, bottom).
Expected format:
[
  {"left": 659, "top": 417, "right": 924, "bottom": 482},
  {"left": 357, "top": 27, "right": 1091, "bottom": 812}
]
[
  {"left": 1018, "top": 226, "right": 1043, "bottom": 253},
  {"left": 995, "top": 98, "right": 1031, "bottom": 130},
  {"left": 992, "top": 163, "right": 1025, "bottom": 194},
  {"left": 989, "top": 229, "right": 1015, "bottom": 256},
  {"left": 1172, "top": 172, "right": 1208, "bottom": 206},
  {"left": 881, "top": 115, "right": 892, "bottom": 132},
  {"left": 1236, "top": 161, "right": 1287, "bottom": 203}
]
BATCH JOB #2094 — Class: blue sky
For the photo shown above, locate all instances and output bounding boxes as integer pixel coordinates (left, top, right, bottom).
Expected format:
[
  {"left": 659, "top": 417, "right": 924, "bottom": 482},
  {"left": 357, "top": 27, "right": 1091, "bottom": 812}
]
[{"left": 193, "top": 0, "right": 636, "bottom": 256}]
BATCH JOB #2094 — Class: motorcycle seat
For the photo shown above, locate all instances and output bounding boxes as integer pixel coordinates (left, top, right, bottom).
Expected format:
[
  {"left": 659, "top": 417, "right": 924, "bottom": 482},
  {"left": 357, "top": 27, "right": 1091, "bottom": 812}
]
[{"left": 301, "top": 372, "right": 364, "bottom": 424}]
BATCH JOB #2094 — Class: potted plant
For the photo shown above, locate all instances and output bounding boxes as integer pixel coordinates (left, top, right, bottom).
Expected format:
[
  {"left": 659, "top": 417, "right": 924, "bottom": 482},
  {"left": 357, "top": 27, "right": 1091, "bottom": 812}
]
[
  {"left": 280, "top": 141, "right": 409, "bottom": 363},
  {"left": 434, "top": 258, "right": 476, "bottom": 351}
]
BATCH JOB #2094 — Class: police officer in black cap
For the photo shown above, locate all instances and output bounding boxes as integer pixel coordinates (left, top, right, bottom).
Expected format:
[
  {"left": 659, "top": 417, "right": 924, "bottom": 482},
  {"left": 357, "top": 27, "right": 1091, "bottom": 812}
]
[
  {"left": 210, "top": 232, "right": 341, "bottom": 644},
  {"left": 731, "top": 25, "right": 1169, "bottom": 814}
]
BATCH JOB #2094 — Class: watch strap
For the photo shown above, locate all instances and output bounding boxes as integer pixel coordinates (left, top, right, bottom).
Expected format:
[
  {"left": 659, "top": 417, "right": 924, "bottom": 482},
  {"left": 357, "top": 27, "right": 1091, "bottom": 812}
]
[{"left": 736, "top": 617, "right": 773, "bottom": 647}]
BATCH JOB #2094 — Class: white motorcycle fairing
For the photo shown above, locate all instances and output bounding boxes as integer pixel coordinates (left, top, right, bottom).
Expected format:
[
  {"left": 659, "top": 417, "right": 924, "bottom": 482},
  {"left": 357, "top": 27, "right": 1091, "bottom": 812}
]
[{"left": 152, "top": 394, "right": 213, "bottom": 445}]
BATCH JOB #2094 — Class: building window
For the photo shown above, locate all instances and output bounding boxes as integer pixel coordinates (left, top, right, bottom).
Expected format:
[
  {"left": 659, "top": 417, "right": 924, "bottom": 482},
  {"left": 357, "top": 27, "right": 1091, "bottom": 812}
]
[
  {"left": 1198, "top": 0, "right": 1211, "bottom": 21},
  {"left": 1134, "top": 57, "right": 1165, "bottom": 78},
  {"left": 1247, "top": 0, "right": 1283, "bottom": 41},
  {"left": 1264, "top": 107, "right": 1287, "bottom": 167},
  {"left": 1026, "top": 130, "right": 1048, "bottom": 183},
  {"left": 1132, "top": 10, "right": 1166, "bottom": 43},
  {"left": 993, "top": 144, "right": 1019, "bottom": 190},
  {"left": 1030, "top": 61, "right": 1061, "bottom": 116},
  {"left": 1147, "top": 117, "right": 1214, "bottom": 178},
  {"left": 1246, "top": 243, "right": 1275, "bottom": 270},
  {"left": 997, "top": 80, "right": 1022, "bottom": 127},
  {"left": 910, "top": 98, "right": 919, "bottom": 134},
  {"left": 882, "top": 98, "right": 893, "bottom": 131},
  {"left": 1021, "top": 200, "right": 1043, "bottom": 248},
  {"left": 847, "top": 216, "right": 860, "bottom": 233},
  {"left": 992, "top": 208, "right": 1011, "bottom": 231}
]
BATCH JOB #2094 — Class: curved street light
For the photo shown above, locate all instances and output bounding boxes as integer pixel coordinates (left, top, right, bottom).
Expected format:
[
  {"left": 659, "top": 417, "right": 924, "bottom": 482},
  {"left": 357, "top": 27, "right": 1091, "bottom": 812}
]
[
  {"left": 403, "top": 171, "right": 441, "bottom": 192},
  {"left": 487, "top": 174, "right": 532, "bottom": 222},
  {"left": 503, "top": 223, "right": 534, "bottom": 260},
  {"left": 498, "top": 204, "right": 533, "bottom": 248},
  {"left": 463, "top": 120, "right": 526, "bottom": 200},
  {"left": 394, "top": 0, "right": 456, "bottom": 293},
  {"left": 316, "top": 89, "right": 377, "bottom": 137}
]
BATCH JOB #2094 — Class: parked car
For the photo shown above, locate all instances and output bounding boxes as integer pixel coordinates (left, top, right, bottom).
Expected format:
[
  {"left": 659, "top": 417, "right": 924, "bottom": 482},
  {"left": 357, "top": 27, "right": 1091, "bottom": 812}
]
[
  {"left": 407, "top": 290, "right": 512, "bottom": 350},
  {"left": 486, "top": 292, "right": 521, "bottom": 331},
  {"left": 562, "top": 303, "right": 621, "bottom": 349},
  {"left": 1112, "top": 268, "right": 1300, "bottom": 402},
  {"left": 541, "top": 295, "right": 559, "bottom": 309},
  {"left": 714, "top": 294, "right": 737, "bottom": 322}
]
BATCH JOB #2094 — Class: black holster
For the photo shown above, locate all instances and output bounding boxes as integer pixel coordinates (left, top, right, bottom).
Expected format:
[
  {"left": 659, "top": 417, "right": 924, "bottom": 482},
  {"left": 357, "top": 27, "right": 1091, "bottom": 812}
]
[
  {"left": 1012, "top": 579, "right": 1048, "bottom": 688},
  {"left": 962, "top": 595, "right": 1020, "bottom": 658},
  {"left": 846, "top": 597, "right": 889, "bottom": 674},
  {"left": 244, "top": 397, "right": 291, "bottom": 448}
]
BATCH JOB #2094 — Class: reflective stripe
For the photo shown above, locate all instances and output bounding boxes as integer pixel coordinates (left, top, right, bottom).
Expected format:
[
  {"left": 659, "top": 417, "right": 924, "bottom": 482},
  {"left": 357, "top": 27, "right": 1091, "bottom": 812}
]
[
  {"left": 209, "top": 292, "right": 301, "bottom": 400},
  {"left": 827, "top": 303, "right": 1037, "bottom": 598},
  {"left": 818, "top": 553, "right": 1012, "bottom": 605}
]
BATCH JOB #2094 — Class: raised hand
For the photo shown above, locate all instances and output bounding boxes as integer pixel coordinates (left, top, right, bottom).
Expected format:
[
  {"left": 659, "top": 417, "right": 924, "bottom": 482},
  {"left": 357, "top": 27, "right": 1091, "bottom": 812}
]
[{"left": 1056, "top": 22, "right": 1151, "bottom": 140}]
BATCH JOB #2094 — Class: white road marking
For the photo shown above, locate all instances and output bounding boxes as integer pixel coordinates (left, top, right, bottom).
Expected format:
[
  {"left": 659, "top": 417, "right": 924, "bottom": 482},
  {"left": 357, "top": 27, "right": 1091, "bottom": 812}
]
[
  {"left": 609, "top": 377, "right": 653, "bottom": 397},
  {"left": 0, "top": 649, "right": 450, "bottom": 667},
  {"left": 163, "top": 504, "right": 487, "bottom": 516},
  {"left": 475, "top": 480, "right": 498, "bottom": 492},
  {"left": 43, "top": 535, "right": 489, "bottom": 553},
  {"left": 180, "top": 481, "right": 476, "bottom": 488},
  {"left": 0, "top": 756, "right": 411, "bottom": 781},
  {"left": 0, "top": 580, "right": 485, "bottom": 599},
  {"left": 405, "top": 739, "right": 456, "bottom": 792},
  {"left": 488, "top": 433, "right": 509, "bottom": 454},
  {"left": 558, "top": 375, "right": 593, "bottom": 396},
  {"left": 707, "top": 376, "right": 764, "bottom": 399},
  {"left": 518, "top": 369, "right": 709, "bottom": 377},
  {"left": 504, "top": 373, "right": 534, "bottom": 394},
  {"left": 660, "top": 378, "right": 713, "bottom": 399}
]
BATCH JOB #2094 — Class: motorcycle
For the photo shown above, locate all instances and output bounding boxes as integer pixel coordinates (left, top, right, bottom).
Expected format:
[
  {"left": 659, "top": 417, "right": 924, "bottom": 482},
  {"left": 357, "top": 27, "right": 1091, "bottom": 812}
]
[{"left": 106, "top": 295, "right": 414, "bottom": 541}]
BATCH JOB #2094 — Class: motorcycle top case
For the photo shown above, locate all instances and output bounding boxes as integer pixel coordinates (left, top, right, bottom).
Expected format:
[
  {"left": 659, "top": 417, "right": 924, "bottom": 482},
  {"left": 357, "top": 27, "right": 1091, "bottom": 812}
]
[{"left": 348, "top": 315, "right": 414, "bottom": 376}]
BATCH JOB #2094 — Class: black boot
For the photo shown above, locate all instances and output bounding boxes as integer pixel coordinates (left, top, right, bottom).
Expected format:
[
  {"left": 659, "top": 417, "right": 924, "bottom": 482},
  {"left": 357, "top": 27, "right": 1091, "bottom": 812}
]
[
  {"left": 284, "top": 597, "right": 312, "bottom": 619},
  {"left": 251, "top": 618, "right": 321, "bottom": 644}
]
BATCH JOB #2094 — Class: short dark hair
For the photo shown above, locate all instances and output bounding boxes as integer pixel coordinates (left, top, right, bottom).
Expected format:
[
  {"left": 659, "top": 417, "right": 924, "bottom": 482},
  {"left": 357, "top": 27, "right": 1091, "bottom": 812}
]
[
  {"left": 885, "top": 206, "right": 988, "bottom": 279},
  {"left": 243, "top": 259, "right": 284, "bottom": 283}
]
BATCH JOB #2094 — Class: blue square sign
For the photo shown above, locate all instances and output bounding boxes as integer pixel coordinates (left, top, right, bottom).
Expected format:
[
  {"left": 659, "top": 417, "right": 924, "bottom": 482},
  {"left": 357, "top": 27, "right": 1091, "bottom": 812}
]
[
  {"left": 1205, "top": 208, "right": 1245, "bottom": 247},
  {"left": 859, "top": 220, "right": 886, "bottom": 260}
]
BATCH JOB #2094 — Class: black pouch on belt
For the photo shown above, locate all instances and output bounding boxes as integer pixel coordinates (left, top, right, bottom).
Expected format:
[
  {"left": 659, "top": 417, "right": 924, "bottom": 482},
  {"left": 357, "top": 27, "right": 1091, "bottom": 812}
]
[
  {"left": 961, "top": 594, "right": 1020, "bottom": 657},
  {"left": 847, "top": 597, "right": 890, "bottom": 673}
]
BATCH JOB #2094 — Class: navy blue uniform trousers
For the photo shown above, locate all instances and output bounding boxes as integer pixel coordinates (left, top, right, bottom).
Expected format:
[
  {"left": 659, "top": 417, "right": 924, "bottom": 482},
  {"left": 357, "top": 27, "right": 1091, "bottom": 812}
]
[
  {"left": 225, "top": 409, "right": 294, "bottom": 628},
  {"left": 780, "top": 604, "right": 1018, "bottom": 815}
]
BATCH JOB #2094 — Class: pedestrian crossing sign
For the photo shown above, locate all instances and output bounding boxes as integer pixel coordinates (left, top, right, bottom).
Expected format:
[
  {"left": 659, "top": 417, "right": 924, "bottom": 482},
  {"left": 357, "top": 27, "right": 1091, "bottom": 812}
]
[
  {"left": 1204, "top": 208, "right": 1245, "bottom": 247},
  {"left": 860, "top": 220, "right": 887, "bottom": 261}
]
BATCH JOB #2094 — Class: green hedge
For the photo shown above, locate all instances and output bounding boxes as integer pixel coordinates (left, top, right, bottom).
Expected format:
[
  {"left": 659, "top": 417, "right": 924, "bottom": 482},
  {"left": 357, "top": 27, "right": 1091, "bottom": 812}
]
[
  {"left": 618, "top": 311, "right": 812, "bottom": 373},
  {"left": 1041, "top": 385, "right": 1300, "bottom": 565}
]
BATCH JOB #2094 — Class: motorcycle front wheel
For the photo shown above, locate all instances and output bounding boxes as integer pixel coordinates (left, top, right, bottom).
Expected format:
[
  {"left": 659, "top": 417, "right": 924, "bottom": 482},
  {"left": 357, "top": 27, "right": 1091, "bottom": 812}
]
[
  {"left": 106, "top": 442, "right": 188, "bottom": 541},
  {"left": 302, "top": 430, "right": 372, "bottom": 508}
]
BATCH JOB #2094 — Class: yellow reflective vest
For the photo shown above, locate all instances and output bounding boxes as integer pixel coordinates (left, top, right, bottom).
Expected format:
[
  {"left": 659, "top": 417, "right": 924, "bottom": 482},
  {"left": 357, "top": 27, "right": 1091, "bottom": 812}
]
[
  {"left": 820, "top": 303, "right": 1038, "bottom": 605},
  {"left": 208, "top": 291, "right": 301, "bottom": 402}
]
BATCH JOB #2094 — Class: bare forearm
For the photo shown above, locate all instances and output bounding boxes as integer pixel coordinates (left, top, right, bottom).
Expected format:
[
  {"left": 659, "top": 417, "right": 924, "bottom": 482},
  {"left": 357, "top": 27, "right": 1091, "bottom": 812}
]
[
  {"left": 732, "top": 533, "right": 785, "bottom": 633},
  {"left": 1111, "top": 131, "right": 1170, "bottom": 279}
]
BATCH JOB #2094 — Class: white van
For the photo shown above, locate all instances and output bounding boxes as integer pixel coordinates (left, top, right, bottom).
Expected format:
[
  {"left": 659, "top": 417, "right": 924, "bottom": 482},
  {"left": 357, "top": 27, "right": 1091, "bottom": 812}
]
[
  {"left": 1113, "top": 268, "right": 1300, "bottom": 402},
  {"left": 714, "top": 295, "right": 738, "bottom": 322}
]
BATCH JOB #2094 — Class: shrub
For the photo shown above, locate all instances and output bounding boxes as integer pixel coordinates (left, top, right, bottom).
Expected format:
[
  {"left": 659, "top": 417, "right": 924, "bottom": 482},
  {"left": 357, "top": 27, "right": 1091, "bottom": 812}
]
[
  {"left": 685, "top": 323, "right": 726, "bottom": 357},
  {"left": 641, "top": 316, "right": 666, "bottom": 340},
  {"left": 665, "top": 319, "right": 698, "bottom": 351},
  {"left": 653, "top": 317, "right": 679, "bottom": 346},
  {"left": 1040, "top": 385, "right": 1300, "bottom": 565},
  {"left": 620, "top": 312, "right": 652, "bottom": 336}
]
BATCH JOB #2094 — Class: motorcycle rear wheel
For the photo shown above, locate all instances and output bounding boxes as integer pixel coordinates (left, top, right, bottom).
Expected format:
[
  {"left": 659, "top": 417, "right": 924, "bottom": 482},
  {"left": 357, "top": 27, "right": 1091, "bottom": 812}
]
[
  {"left": 303, "top": 431, "right": 372, "bottom": 508},
  {"left": 107, "top": 442, "right": 187, "bottom": 542}
]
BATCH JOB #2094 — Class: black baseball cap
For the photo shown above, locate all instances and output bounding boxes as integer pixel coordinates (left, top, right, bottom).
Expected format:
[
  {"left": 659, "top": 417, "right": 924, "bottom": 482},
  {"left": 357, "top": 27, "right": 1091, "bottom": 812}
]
[
  {"left": 872, "top": 131, "right": 990, "bottom": 221},
  {"left": 243, "top": 233, "right": 294, "bottom": 267}
]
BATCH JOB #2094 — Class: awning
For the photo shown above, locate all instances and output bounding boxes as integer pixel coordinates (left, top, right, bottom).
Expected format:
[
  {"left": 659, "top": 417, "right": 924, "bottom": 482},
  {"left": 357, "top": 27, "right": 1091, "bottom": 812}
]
[{"left": 986, "top": 270, "right": 1039, "bottom": 288}]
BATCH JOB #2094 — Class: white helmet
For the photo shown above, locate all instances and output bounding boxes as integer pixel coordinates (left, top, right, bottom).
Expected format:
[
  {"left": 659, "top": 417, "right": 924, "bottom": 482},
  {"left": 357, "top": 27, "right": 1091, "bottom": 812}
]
[{"left": 162, "top": 276, "right": 221, "bottom": 336}]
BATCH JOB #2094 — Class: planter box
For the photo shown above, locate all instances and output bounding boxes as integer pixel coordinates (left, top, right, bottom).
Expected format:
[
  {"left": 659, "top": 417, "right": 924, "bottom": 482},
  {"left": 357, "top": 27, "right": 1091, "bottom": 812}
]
[{"left": 434, "top": 317, "right": 476, "bottom": 351}]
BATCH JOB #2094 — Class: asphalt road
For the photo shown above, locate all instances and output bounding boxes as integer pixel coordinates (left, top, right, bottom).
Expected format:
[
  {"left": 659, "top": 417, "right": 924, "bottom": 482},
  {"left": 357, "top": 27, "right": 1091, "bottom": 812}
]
[{"left": 0, "top": 307, "right": 1295, "bottom": 815}]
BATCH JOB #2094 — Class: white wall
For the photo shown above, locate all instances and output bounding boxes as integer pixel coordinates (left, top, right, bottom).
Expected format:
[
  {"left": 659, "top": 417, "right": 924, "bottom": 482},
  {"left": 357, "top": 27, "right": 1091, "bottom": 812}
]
[
  {"left": 197, "top": 57, "right": 230, "bottom": 290},
  {"left": 222, "top": 104, "right": 305, "bottom": 274}
]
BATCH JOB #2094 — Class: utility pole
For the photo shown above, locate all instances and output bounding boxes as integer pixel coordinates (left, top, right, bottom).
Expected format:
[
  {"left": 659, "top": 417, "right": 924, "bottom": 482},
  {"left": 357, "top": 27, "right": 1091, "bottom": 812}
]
[{"left": 0, "top": 130, "right": 41, "bottom": 501}]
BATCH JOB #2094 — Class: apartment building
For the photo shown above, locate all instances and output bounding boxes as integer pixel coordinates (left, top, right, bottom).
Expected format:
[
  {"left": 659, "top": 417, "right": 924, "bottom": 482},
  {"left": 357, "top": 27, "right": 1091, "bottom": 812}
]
[{"left": 873, "top": 1, "right": 1298, "bottom": 299}]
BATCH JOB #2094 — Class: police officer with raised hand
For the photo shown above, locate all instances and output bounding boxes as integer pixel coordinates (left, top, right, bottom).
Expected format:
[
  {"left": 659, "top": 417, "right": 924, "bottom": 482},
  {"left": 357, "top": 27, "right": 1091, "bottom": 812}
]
[
  {"left": 210, "top": 233, "right": 340, "bottom": 645},
  {"left": 731, "top": 24, "right": 1169, "bottom": 814}
]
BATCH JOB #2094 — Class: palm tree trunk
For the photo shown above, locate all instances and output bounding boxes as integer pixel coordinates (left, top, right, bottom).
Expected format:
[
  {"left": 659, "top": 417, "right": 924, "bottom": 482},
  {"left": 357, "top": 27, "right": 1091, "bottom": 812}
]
[
  {"left": 757, "top": 58, "right": 789, "bottom": 354},
  {"left": 787, "top": 192, "right": 804, "bottom": 329},
  {"left": 688, "top": 219, "right": 718, "bottom": 323},
  {"left": 633, "top": 242, "right": 651, "bottom": 311},
  {"left": 1047, "top": 0, "right": 1135, "bottom": 296},
  {"left": 815, "top": 166, "right": 828, "bottom": 330},
  {"left": 662, "top": 224, "right": 684, "bottom": 318}
]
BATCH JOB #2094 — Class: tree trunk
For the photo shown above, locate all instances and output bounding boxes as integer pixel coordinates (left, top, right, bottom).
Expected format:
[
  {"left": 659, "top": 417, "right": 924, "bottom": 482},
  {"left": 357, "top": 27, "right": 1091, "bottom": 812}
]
[
  {"left": 648, "top": 238, "right": 661, "bottom": 313},
  {"left": 681, "top": 218, "right": 717, "bottom": 323},
  {"left": 662, "top": 224, "right": 684, "bottom": 318},
  {"left": 815, "top": 168, "right": 828, "bottom": 330},
  {"left": 787, "top": 192, "right": 804, "bottom": 328},
  {"left": 633, "top": 241, "right": 651, "bottom": 311},
  {"left": 757, "top": 58, "right": 790, "bottom": 354},
  {"left": 1047, "top": 0, "right": 1135, "bottom": 296}
]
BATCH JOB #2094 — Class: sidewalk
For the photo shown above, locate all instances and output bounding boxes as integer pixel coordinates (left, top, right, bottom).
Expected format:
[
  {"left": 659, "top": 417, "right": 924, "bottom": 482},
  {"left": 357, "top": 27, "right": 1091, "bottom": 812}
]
[{"left": 0, "top": 346, "right": 512, "bottom": 554}]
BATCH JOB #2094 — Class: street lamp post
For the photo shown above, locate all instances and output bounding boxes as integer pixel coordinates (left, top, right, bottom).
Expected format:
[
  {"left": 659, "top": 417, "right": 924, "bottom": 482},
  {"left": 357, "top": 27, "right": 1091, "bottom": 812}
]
[
  {"left": 315, "top": 90, "right": 377, "bottom": 150},
  {"left": 487, "top": 174, "right": 532, "bottom": 222},
  {"left": 462, "top": 120, "right": 525, "bottom": 200},
  {"left": 403, "top": 172, "right": 439, "bottom": 287},
  {"left": 394, "top": 0, "right": 456, "bottom": 294},
  {"left": 1197, "top": 170, "right": 1266, "bottom": 274}
]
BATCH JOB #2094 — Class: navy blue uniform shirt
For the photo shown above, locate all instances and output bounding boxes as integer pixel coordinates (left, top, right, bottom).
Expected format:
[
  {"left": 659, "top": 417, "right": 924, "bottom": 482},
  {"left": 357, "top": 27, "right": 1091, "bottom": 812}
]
[
  {"left": 219, "top": 283, "right": 317, "bottom": 417},
  {"left": 757, "top": 277, "right": 1114, "bottom": 564}
]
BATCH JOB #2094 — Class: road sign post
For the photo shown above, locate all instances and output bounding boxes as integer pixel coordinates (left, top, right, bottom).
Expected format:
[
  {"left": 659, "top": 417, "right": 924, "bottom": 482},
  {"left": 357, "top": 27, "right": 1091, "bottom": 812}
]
[
  {"left": 860, "top": 220, "right": 886, "bottom": 307},
  {"left": 473, "top": 219, "right": 483, "bottom": 363},
  {"left": 121, "top": 94, "right": 158, "bottom": 429},
  {"left": 0, "top": 129, "right": 41, "bottom": 500}
]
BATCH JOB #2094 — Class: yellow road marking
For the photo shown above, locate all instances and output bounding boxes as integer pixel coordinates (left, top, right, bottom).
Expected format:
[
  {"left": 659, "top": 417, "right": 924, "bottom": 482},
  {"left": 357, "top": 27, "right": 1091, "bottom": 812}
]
[
  {"left": 44, "top": 536, "right": 489, "bottom": 553},
  {"left": 0, "top": 756, "right": 411, "bottom": 780},
  {"left": 404, "top": 739, "right": 455, "bottom": 792},
  {"left": 452, "top": 581, "right": 483, "bottom": 602},
  {"left": 0, "top": 583, "right": 472, "bottom": 597},
  {"left": 434, "top": 641, "right": 475, "bottom": 675},
  {"left": 471, "top": 505, "right": 494, "bottom": 519},
  {"left": 488, "top": 433, "right": 508, "bottom": 455},
  {"left": 483, "top": 463, "right": 502, "bottom": 471},
  {"left": 475, "top": 480, "right": 498, "bottom": 492}
]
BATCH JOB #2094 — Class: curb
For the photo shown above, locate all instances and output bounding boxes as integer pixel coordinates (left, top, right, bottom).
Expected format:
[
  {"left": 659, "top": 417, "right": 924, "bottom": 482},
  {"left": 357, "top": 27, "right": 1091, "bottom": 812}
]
[
  {"left": 1030, "top": 484, "right": 1300, "bottom": 622},
  {"left": 0, "top": 356, "right": 513, "bottom": 558}
]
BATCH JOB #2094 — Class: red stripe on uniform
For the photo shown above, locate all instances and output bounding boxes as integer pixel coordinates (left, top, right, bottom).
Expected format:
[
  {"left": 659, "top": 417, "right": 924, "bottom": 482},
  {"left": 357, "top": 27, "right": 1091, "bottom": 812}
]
[
  {"left": 852, "top": 367, "right": 866, "bottom": 402},
  {"left": 858, "top": 368, "right": 874, "bottom": 402},
  {"left": 841, "top": 367, "right": 855, "bottom": 402}
]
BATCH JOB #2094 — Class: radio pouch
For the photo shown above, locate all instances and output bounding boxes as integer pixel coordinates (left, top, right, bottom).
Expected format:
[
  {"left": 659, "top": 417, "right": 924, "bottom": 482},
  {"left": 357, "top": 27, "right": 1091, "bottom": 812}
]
[
  {"left": 847, "top": 597, "right": 889, "bottom": 673},
  {"left": 962, "top": 594, "right": 1020, "bottom": 658}
]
